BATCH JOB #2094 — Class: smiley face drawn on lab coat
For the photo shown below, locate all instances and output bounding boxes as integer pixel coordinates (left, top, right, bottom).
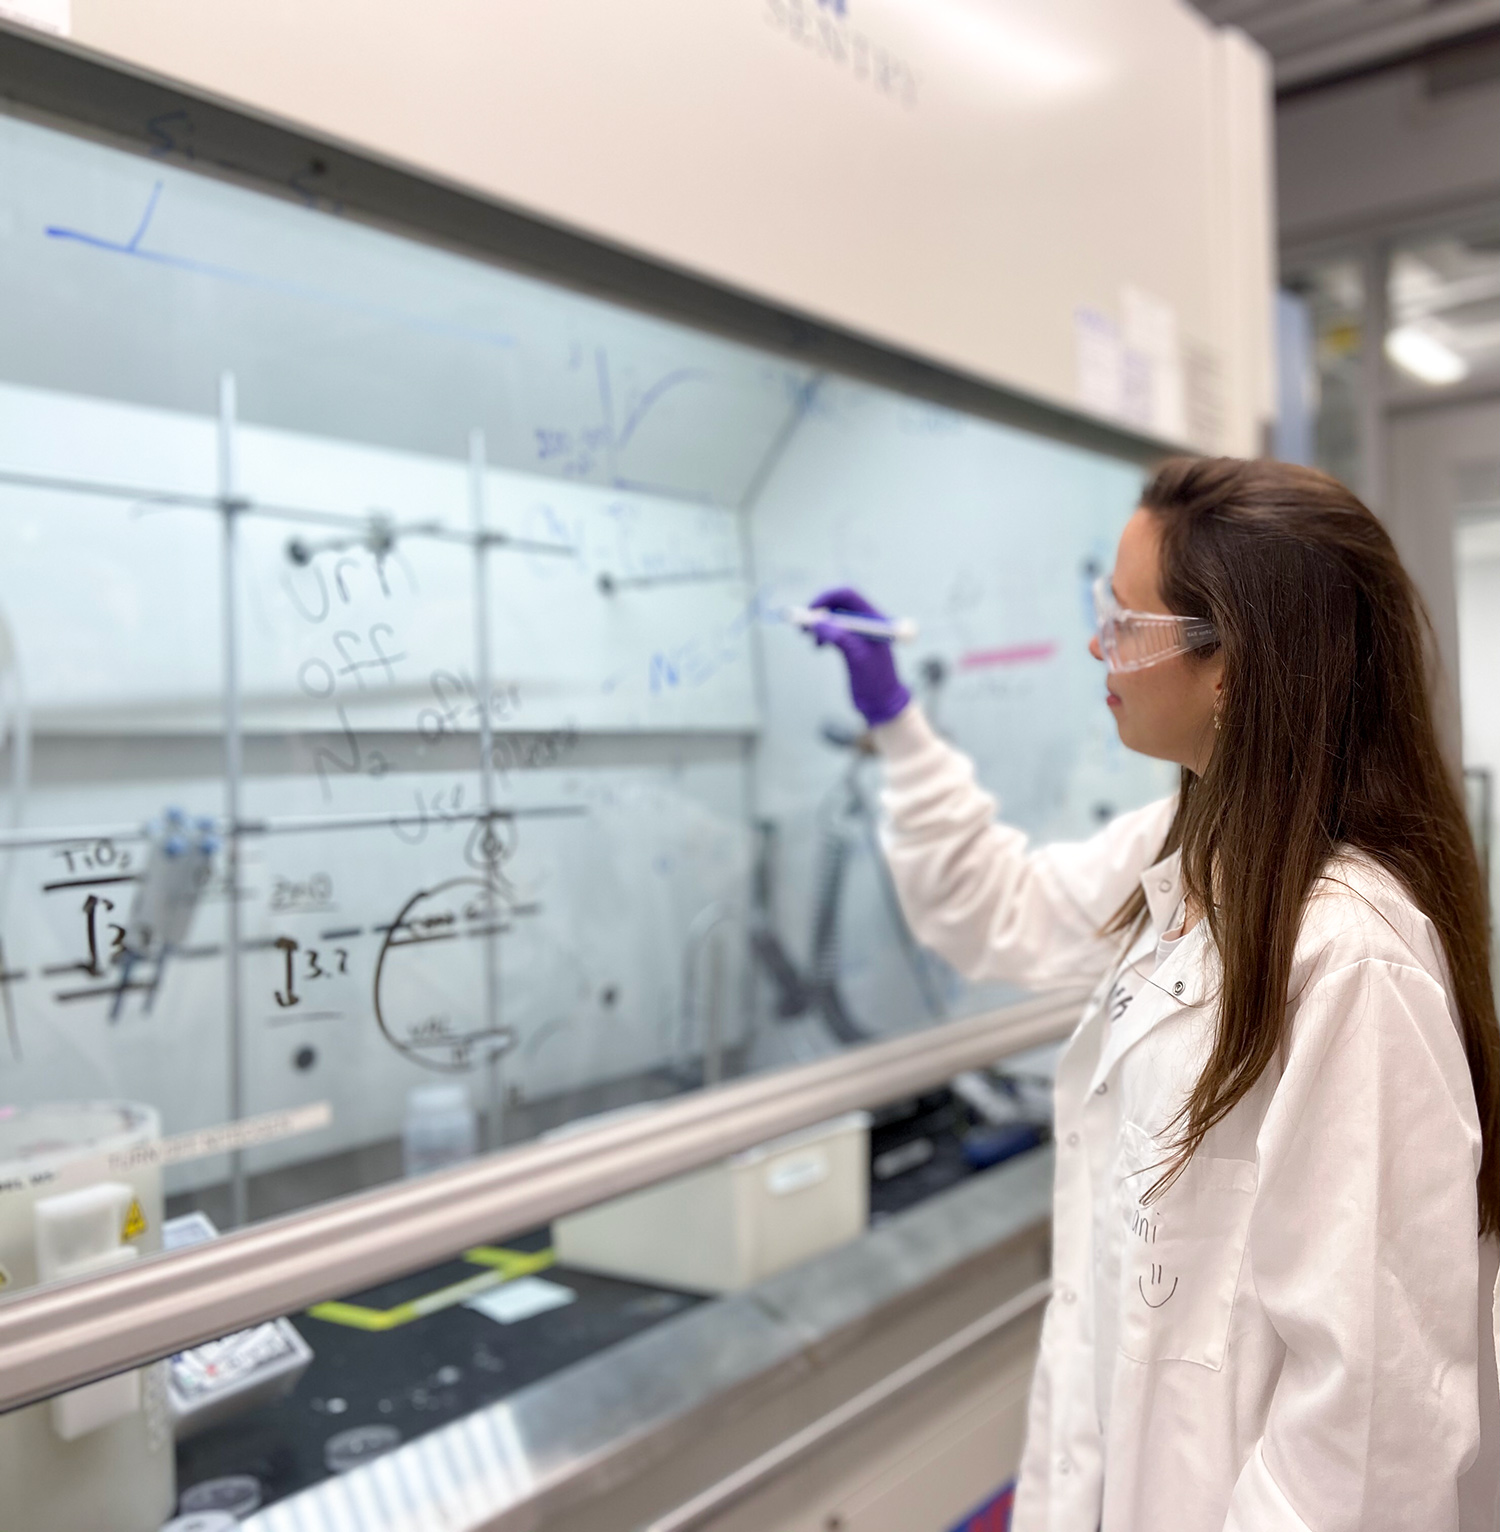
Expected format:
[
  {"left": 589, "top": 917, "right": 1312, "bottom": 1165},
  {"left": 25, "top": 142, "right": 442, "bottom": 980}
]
[
  {"left": 1127, "top": 1204, "right": 1179, "bottom": 1308},
  {"left": 1116, "top": 1122, "right": 1255, "bottom": 1369}
]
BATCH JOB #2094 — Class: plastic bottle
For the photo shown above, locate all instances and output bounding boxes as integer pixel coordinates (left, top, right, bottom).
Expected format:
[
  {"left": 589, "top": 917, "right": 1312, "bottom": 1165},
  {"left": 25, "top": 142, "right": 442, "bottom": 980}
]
[{"left": 402, "top": 1083, "right": 478, "bottom": 1177}]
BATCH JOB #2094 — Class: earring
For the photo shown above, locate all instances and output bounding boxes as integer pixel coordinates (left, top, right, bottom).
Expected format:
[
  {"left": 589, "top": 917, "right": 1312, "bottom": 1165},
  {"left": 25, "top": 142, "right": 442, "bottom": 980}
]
[{"left": 1212, "top": 704, "right": 1222, "bottom": 732}]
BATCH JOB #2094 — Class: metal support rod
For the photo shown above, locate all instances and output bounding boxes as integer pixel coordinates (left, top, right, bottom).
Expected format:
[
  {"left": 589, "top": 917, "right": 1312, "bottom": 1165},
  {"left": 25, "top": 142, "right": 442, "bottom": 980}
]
[
  {"left": 734, "top": 374, "right": 824, "bottom": 1063},
  {"left": 0, "top": 467, "right": 220, "bottom": 509},
  {"left": 681, "top": 903, "right": 734, "bottom": 1085},
  {"left": 1359, "top": 240, "right": 1389, "bottom": 515},
  {"left": 1274, "top": 0, "right": 1500, "bottom": 91},
  {"left": 0, "top": 822, "right": 149, "bottom": 850},
  {"left": 282, "top": 518, "right": 573, "bottom": 556},
  {"left": 0, "top": 465, "right": 573, "bottom": 556},
  {"left": 703, "top": 936, "right": 725, "bottom": 1087},
  {"left": 471, "top": 429, "right": 507, "bottom": 1153},
  {"left": 219, "top": 373, "right": 249, "bottom": 1230},
  {"left": 236, "top": 804, "right": 585, "bottom": 837},
  {"left": 597, "top": 568, "right": 743, "bottom": 594},
  {"left": 0, "top": 803, "right": 587, "bottom": 853}
]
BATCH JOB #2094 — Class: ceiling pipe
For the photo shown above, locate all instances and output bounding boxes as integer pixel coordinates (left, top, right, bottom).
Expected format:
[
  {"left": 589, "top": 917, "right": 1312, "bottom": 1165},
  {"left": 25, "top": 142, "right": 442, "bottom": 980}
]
[{"left": 1273, "top": 0, "right": 1500, "bottom": 90}]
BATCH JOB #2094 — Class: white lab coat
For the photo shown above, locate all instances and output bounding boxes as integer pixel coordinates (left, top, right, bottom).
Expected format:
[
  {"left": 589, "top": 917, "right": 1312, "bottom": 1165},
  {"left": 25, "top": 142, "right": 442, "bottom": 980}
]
[{"left": 874, "top": 705, "right": 1500, "bottom": 1532}]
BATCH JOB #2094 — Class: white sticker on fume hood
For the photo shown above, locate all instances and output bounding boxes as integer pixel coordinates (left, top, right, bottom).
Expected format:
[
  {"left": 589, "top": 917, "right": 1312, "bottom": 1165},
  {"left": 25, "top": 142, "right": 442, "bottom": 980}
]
[{"left": 0, "top": 0, "right": 69, "bottom": 36}]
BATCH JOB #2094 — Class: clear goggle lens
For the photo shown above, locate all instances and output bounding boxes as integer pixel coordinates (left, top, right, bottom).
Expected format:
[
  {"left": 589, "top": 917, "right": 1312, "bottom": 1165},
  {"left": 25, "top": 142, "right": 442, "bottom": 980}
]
[{"left": 1092, "top": 575, "right": 1218, "bottom": 673}]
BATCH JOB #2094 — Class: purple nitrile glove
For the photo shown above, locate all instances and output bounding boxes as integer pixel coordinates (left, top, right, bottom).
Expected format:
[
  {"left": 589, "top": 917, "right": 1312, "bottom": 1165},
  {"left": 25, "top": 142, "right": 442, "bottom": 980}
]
[{"left": 807, "top": 587, "right": 912, "bottom": 727}]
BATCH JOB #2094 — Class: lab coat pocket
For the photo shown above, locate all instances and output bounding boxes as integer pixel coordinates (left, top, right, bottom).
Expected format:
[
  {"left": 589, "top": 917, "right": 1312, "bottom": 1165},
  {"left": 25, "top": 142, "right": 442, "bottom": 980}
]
[{"left": 1115, "top": 1120, "right": 1256, "bottom": 1370}]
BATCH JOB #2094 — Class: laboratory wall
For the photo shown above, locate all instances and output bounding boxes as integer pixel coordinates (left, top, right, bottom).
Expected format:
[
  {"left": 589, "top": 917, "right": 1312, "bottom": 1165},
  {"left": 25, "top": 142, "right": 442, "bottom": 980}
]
[
  {"left": 10, "top": 0, "right": 1274, "bottom": 456},
  {"left": 1275, "top": 44, "right": 1500, "bottom": 766},
  {"left": 1460, "top": 508, "right": 1500, "bottom": 907}
]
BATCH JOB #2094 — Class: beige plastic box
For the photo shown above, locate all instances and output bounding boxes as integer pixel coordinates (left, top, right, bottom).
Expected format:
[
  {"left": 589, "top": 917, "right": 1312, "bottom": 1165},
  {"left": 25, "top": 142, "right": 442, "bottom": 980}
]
[{"left": 553, "top": 1111, "right": 871, "bottom": 1294}]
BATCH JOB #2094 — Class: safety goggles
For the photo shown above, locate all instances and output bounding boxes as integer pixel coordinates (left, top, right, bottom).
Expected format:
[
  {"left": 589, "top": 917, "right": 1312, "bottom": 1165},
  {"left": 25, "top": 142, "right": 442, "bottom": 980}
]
[{"left": 1092, "top": 575, "right": 1218, "bottom": 673}]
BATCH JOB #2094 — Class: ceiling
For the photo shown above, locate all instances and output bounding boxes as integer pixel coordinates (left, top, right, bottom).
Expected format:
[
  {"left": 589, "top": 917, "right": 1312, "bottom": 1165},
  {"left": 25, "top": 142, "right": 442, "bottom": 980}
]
[
  {"left": 1186, "top": 0, "right": 1500, "bottom": 90},
  {"left": 1388, "top": 222, "right": 1500, "bottom": 387}
]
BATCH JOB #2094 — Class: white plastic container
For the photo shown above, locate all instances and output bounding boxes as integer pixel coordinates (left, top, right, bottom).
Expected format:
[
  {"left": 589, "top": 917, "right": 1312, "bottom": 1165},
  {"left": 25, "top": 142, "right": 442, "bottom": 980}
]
[
  {"left": 160, "top": 1212, "right": 313, "bottom": 1442},
  {"left": 0, "top": 1101, "right": 173, "bottom": 1532},
  {"left": 402, "top": 1083, "right": 478, "bottom": 1177},
  {"left": 553, "top": 1112, "right": 870, "bottom": 1294}
]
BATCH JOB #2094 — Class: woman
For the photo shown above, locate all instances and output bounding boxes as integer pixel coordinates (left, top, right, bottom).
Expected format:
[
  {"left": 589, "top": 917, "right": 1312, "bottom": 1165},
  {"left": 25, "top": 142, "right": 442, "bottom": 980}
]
[{"left": 808, "top": 457, "right": 1500, "bottom": 1531}]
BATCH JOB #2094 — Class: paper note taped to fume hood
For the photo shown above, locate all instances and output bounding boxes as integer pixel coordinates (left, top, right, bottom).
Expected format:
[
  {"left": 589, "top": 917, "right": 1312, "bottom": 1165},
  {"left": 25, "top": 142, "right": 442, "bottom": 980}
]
[
  {"left": 1122, "top": 285, "right": 1187, "bottom": 441},
  {"left": 1075, "top": 306, "right": 1124, "bottom": 419}
]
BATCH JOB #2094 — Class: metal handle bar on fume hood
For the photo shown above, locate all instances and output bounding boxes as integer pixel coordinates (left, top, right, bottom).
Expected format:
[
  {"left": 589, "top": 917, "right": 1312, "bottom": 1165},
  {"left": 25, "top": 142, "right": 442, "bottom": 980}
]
[{"left": 0, "top": 986, "right": 1086, "bottom": 1414}]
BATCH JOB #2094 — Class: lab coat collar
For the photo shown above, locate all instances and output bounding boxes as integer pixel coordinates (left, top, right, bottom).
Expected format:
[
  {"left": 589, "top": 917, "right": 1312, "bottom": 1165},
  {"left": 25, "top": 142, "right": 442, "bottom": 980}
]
[
  {"left": 1085, "top": 867, "right": 1217, "bottom": 1097},
  {"left": 1087, "top": 927, "right": 1212, "bottom": 1096},
  {"left": 1141, "top": 848, "right": 1185, "bottom": 934}
]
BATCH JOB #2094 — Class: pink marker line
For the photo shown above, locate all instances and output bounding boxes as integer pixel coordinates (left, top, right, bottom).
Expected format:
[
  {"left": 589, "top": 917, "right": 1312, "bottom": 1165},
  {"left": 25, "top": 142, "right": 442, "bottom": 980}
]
[{"left": 959, "top": 640, "right": 1058, "bottom": 670}]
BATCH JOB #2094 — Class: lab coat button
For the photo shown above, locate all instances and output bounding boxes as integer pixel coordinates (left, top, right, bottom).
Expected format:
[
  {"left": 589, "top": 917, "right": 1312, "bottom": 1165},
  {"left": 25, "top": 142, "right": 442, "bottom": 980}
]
[
  {"left": 1057, "top": 1456, "right": 1072, "bottom": 1475},
  {"left": 1059, "top": 1286, "right": 1077, "bottom": 1303},
  {"left": 1095, "top": 1083, "right": 1108, "bottom": 1095},
  {"left": 1173, "top": 980, "right": 1185, "bottom": 995},
  {"left": 1066, "top": 1132, "right": 1080, "bottom": 1147},
  {"left": 1158, "top": 879, "right": 1171, "bottom": 892}
]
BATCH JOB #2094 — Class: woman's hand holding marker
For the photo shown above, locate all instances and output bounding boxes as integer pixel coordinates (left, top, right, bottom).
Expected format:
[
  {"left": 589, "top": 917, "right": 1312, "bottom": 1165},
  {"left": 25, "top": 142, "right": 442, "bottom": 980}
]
[{"left": 803, "top": 587, "right": 911, "bottom": 727}]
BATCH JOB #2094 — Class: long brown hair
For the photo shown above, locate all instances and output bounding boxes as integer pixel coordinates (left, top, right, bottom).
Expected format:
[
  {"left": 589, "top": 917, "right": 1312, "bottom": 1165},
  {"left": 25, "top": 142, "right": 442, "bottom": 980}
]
[{"left": 1111, "top": 457, "right": 1500, "bottom": 1232}]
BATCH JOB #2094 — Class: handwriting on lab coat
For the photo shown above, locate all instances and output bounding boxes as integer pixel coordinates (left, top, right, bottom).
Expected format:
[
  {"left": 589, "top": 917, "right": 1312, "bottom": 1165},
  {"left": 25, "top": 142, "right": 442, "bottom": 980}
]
[{"left": 1127, "top": 1205, "right": 1179, "bottom": 1308}]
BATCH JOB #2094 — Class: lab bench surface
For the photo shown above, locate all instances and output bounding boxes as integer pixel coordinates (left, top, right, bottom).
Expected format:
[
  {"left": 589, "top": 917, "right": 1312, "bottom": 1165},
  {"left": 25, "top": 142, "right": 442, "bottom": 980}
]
[
  {"left": 176, "top": 1107, "right": 1030, "bottom": 1517},
  {"left": 176, "top": 1240, "right": 704, "bottom": 1509}
]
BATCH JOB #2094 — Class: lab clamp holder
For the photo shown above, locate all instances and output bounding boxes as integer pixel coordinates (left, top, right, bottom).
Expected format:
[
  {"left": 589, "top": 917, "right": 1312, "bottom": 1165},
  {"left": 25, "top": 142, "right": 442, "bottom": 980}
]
[
  {"left": 285, "top": 512, "right": 405, "bottom": 595},
  {"left": 110, "top": 810, "right": 219, "bottom": 1019}
]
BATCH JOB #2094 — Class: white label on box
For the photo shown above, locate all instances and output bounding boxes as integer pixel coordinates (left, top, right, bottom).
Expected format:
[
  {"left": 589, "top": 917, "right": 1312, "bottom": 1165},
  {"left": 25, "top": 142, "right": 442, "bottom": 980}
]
[
  {"left": 162, "top": 1210, "right": 220, "bottom": 1251},
  {"left": 766, "top": 1149, "right": 829, "bottom": 1196}
]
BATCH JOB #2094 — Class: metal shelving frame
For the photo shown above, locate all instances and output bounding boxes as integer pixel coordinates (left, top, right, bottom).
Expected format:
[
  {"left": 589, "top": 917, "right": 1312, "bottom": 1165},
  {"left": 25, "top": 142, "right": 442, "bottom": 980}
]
[{"left": 0, "top": 376, "right": 579, "bottom": 1216}]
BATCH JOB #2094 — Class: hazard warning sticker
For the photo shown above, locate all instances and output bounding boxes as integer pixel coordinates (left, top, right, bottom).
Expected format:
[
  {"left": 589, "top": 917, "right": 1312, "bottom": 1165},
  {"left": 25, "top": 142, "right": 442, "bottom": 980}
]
[{"left": 121, "top": 1198, "right": 148, "bottom": 1241}]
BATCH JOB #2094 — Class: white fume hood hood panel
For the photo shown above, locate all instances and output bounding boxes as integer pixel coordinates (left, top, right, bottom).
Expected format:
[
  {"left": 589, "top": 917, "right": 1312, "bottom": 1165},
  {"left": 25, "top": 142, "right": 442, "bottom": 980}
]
[{"left": 48, "top": 0, "right": 1273, "bottom": 455}]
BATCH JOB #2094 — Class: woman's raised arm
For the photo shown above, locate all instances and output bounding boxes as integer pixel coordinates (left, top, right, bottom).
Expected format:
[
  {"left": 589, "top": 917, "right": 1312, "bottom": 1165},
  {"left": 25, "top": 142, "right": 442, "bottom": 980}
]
[{"left": 876, "top": 703, "right": 1173, "bottom": 992}]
